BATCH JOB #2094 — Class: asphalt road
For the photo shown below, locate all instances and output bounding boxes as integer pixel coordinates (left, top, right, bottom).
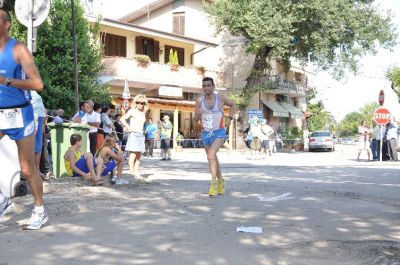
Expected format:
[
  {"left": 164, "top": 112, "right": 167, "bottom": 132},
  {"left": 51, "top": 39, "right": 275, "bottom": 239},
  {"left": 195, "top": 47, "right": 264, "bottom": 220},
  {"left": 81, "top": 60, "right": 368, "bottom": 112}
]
[{"left": 1, "top": 144, "right": 399, "bottom": 265}]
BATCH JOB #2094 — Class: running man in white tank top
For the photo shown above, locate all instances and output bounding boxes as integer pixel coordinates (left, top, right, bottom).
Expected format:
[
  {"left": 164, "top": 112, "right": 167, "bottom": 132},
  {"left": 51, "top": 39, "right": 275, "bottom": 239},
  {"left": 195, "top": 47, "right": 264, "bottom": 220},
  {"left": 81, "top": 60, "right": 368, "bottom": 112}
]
[{"left": 194, "top": 77, "right": 236, "bottom": 196}]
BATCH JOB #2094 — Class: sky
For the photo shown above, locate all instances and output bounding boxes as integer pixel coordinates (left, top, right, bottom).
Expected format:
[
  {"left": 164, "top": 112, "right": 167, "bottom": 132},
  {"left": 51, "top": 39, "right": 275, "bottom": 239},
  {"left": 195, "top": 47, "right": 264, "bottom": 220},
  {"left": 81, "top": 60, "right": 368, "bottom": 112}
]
[{"left": 93, "top": 0, "right": 400, "bottom": 122}]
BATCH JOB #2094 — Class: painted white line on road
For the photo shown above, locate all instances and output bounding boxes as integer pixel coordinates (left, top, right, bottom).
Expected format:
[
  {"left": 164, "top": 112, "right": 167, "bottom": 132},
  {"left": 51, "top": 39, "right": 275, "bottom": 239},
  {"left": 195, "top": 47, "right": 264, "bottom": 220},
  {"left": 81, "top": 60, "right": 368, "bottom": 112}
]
[{"left": 257, "top": 192, "right": 295, "bottom": 202}]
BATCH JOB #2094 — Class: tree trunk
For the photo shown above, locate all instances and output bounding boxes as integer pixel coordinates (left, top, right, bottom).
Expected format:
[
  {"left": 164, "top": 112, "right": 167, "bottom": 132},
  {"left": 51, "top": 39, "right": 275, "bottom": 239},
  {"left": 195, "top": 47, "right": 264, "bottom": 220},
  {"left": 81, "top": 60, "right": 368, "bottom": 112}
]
[{"left": 246, "top": 46, "right": 272, "bottom": 89}]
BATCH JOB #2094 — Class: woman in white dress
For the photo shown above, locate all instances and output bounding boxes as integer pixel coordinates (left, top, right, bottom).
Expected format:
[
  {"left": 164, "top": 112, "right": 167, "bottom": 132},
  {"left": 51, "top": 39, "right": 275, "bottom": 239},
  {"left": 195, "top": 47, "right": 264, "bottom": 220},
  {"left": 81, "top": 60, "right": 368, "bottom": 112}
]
[{"left": 120, "top": 94, "right": 149, "bottom": 181}]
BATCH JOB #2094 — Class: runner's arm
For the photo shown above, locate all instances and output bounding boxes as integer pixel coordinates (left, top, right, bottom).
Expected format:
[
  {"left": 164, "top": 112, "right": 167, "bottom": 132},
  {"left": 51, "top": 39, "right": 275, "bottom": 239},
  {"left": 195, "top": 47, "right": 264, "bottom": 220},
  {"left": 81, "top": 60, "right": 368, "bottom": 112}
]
[
  {"left": 221, "top": 94, "right": 236, "bottom": 120},
  {"left": 193, "top": 97, "right": 203, "bottom": 131},
  {"left": 1, "top": 43, "right": 43, "bottom": 92}
]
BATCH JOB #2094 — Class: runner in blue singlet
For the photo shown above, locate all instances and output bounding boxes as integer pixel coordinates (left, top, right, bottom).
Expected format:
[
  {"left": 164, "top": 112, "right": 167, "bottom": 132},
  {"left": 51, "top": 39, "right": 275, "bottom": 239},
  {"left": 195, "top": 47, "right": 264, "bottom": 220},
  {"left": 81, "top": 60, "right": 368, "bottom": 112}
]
[{"left": 0, "top": 8, "right": 48, "bottom": 230}]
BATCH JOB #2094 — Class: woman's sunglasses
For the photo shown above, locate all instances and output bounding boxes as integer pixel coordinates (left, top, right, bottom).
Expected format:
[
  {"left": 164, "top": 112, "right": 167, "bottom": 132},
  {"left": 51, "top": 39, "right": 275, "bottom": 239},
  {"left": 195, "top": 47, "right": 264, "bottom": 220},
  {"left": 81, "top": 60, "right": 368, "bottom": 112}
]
[{"left": 136, "top": 102, "right": 145, "bottom": 105}]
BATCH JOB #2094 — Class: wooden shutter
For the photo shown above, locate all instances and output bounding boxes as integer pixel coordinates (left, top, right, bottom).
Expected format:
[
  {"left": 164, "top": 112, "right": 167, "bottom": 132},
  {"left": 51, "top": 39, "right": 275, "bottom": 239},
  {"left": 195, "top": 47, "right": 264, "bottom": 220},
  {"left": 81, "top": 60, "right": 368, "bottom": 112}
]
[
  {"left": 173, "top": 12, "right": 185, "bottom": 35},
  {"left": 101, "top": 33, "right": 126, "bottom": 57},
  {"left": 173, "top": 16, "right": 179, "bottom": 35},
  {"left": 179, "top": 15, "right": 185, "bottom": 35},
  {"left": 153, "top": 40, "right": 160, "bottom": 62},
  {"left": 176, "top": 48, "right": 184, "bottom": 66},
  {"left": 135, "top": 36, "right": 143, "bottom": 55}
]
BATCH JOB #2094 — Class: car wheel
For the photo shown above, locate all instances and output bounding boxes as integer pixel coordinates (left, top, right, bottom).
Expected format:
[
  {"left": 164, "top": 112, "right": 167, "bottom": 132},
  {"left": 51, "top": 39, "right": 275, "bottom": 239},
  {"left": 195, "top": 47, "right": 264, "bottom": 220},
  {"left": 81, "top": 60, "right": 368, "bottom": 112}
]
[{"left": 309, "top": 148, "right": 313, "bottom": 152}]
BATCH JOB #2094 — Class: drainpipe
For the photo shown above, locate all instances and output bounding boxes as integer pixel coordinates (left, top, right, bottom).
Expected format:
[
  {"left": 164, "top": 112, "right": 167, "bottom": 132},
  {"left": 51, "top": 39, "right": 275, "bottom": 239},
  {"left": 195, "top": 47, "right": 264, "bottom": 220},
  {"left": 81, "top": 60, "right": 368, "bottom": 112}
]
[{"left": 190, "top": 47, "right": 209, "bottom": 65}]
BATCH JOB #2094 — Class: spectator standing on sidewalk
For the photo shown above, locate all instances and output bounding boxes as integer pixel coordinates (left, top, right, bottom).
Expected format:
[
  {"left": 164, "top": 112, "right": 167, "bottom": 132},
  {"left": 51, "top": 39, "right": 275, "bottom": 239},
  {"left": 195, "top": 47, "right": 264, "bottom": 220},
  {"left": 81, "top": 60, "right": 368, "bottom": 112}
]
[
  {"left": 120, "top": 94, "right": 149, "bottom": 182},
  {"left": 114, "top": 114, "right": 124, "bottom": 147},
  {"left": 386, "top": 121, "right": 398, "bottom": 161},
  {"left": 101, "top": 106, "right": 114, "bottom": 136},
  {"left": 357, "top": 120, "right": 372, "bottom": 161},
  {"left": 194, "top": 77, "right": 236, "bottom": 196},
  {"left": 159, "top": 115, "right": 173, "bottom": 160},
  {"left": 371, "top": 122, "right": 380, "bottom": 161},
  {"left": 31, "top": 91, "right": 48, "bottom": 180},
  {"left": 144, "top": 118, "right": 157, "bottom": 157},
  {"left": 0, "top": 8, "right": 48, "bottom": 229},
  {"left": 81, "top": 100, "right": 101, "bottom": 155},
  {"left": 71, "top": 101, "right": 87, "bottom": 123}
]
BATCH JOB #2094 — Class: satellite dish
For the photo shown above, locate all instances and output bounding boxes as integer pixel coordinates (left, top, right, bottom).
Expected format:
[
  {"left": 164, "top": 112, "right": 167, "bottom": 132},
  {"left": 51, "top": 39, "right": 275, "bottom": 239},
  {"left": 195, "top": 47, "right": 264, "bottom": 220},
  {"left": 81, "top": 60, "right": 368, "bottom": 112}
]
[{"left": 15, "top": 0, "right": 50, "bottom": 28}]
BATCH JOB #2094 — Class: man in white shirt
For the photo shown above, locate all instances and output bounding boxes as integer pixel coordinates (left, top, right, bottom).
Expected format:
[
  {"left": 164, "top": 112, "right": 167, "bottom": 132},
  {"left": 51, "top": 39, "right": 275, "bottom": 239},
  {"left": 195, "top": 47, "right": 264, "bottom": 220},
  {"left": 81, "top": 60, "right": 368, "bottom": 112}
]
[
  {"left": 386, "top": 121, "right": 398, "bottom": 161},
  {"left": 81, "top": 100, "right": 101, "bottom": 155}
]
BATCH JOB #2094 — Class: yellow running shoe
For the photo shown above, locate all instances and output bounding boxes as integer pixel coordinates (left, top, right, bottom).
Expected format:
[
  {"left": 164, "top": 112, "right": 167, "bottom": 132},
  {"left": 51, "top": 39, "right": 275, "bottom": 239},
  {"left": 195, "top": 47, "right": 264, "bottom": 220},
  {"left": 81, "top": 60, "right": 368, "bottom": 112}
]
[
  {"left": 217, "top": 178, "right": 225, "bottom": 195},
  {"left": 209, "top": 180, "right": 218, "bottom": 196}
]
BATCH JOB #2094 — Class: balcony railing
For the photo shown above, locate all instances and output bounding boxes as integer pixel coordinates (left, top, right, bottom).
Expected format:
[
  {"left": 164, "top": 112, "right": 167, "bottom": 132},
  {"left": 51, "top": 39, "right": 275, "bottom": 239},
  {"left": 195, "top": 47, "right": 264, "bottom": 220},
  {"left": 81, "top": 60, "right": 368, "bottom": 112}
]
[
  {"left": 263, "top": 76, "right": 306, "bottom": 96},
  {"left": 100, "top": 56, "right": 227, "bottom": 90}
]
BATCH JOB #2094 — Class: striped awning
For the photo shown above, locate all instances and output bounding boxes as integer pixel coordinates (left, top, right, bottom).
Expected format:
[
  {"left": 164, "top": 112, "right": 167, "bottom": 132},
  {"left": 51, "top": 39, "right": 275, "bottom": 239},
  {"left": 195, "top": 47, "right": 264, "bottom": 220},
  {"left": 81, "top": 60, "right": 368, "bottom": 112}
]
[
  {"left": 280, "top": 103, "right": 304, "bottom": 119},
  {"left": 262, "top": 101, "right": 289, "bottom": 117}
]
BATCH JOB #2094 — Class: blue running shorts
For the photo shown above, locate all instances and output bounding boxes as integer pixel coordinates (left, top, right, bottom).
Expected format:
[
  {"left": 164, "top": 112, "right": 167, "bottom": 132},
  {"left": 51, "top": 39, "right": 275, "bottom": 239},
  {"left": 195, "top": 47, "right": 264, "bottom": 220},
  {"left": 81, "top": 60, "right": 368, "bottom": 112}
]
[
  {"left": 0, "top": 104, "right": 35, "bottom": 141},
  {"left": 101, "top": 159, "right": 117, "bottom": 176},
  {"left": 202, "top": 128, "right": 226, "bottom": 146}
]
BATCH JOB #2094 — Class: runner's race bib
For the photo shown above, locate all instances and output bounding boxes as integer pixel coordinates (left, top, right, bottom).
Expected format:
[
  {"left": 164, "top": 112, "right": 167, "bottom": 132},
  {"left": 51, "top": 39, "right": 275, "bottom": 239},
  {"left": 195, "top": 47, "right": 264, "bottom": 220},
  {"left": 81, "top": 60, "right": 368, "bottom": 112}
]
[
  {"left": 203, "top": 114, "right": 214, "bottom": 130},
  {"left": 0, "top": 108, "right": 23, "bottom": 130}
]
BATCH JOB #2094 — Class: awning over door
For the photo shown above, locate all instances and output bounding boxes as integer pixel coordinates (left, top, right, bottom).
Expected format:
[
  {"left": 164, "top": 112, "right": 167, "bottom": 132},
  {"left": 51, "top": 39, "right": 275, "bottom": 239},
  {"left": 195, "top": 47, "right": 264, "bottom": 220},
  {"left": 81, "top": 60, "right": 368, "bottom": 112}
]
[
  {"left": 280, "top": 103, "right": 304, "bottom": 119},
  {"left": 262, "top": 100, "right": 289, "bottom": 117}
]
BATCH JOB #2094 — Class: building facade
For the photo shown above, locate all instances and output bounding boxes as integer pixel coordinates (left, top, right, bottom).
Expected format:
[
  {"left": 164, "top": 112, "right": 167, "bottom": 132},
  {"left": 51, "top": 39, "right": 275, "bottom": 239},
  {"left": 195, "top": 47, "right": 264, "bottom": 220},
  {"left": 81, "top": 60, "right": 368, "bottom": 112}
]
[{"left": 87, "top": 0, "right": 310, "bottom": 146}]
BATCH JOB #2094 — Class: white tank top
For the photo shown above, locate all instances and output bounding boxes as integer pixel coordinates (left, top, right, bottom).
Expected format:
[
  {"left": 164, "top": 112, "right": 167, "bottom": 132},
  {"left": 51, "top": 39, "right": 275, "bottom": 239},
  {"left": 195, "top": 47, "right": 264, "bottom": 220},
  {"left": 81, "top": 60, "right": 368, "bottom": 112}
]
[{"left": 201, "top": 94, "right": 224, "bottom": 132}]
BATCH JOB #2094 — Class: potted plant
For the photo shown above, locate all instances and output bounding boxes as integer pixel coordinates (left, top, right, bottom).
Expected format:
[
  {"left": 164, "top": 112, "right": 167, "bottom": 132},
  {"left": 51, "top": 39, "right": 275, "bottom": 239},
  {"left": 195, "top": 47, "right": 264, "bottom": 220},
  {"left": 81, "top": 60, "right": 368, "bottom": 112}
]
[
  {"left": 195, "top": 65, "right": 205, "bottom": 75},
  {"left": 282, "top": 127, "right": 304, "bottom": 152},
  {"left": 169, "top": 49, "right": 179, "bottom": 71},
  {"left": 133, "top": 54, "right": 150, "bottom": 67}
]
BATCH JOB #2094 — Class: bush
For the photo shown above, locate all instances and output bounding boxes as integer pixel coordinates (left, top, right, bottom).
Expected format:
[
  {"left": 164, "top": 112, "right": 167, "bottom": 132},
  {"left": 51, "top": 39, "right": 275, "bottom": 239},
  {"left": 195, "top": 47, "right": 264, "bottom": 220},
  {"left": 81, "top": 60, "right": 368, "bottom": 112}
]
[{"left": 134, "top": 54, "right": 151, "bottom": 63}]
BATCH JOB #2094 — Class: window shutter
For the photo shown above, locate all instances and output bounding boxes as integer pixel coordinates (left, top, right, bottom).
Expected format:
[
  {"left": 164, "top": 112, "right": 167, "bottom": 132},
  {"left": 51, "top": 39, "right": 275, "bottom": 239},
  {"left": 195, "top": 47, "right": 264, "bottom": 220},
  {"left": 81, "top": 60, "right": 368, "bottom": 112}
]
[
  {"left": 173, "top": 16, "right": 179, "bottom": 34},
  {"left": 177, "top": 48, "right": 184, "bottom": 66},
  {"left": 135, "top": 36, "right": 143, "bottom": 54},
  {"left": 179, "top": 15, "right": 185, "bottom": 35},
  {"left": 153, "top": 40, "right": 160, "bottom": 62}
]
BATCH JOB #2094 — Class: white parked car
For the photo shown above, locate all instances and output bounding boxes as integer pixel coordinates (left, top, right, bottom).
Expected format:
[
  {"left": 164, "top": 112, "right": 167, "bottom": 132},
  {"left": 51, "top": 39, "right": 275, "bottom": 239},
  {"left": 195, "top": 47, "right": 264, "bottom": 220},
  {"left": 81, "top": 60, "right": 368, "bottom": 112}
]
[{"left": 309, "top": 131, "right": 335, "bottom": 152}]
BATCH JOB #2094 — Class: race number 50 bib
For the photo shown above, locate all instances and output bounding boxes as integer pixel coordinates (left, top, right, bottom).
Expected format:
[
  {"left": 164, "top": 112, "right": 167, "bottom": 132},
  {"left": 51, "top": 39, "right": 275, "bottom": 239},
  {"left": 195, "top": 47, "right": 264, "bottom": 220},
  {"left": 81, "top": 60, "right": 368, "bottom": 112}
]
[{"left": 0, "top": 108, "right": 24, "bottom": 130}]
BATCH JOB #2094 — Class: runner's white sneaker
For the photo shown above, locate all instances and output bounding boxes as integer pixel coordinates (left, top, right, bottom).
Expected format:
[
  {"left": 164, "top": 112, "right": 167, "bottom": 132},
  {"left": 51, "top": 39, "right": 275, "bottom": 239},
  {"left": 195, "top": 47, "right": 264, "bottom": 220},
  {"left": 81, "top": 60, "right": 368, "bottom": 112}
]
[
  {"left": 0, "top": 197, "right": 13, "bottom": 218},
  {"left": 23, "top": 209, "right": 48, "bottom": 230}
]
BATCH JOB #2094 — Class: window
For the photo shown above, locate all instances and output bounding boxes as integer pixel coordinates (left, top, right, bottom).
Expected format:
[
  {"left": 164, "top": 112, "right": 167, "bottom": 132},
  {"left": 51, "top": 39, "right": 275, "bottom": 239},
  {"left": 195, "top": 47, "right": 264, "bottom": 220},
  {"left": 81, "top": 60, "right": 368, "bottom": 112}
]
[
  {"left": 165, "top": 45, "right": 184, "bottom": 66},
  {"left": 101, "top": 33, "right": 126, "bottom": 57},
  {"left": 135, "top": 36, "right": 159, "bottom": 62},
  {"left": 173, "top": 12, "right": 185, "bottom": 35},
  {"left": 276, "top": 94, "right": 287, "bottom": 103}
]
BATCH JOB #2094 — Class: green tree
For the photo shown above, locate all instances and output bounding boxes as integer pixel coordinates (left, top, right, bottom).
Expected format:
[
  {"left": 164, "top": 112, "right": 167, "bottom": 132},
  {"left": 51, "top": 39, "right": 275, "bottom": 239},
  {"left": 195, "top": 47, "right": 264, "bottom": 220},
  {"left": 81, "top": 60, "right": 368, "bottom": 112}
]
[
  {"left": 386, "top": 67, "right": 400, "bottom": 101},
  {"left": 206, "top": 0, "right": 397, "bottom": 108},
  {"left": 306, "top": 88, "right": 331, "bottom": 132},
  {"left": 359, "top": 102, "right": 379, "bottom": 124},
  {"left": 335, "top": 102, "right": 378, "bottom": 137},
  {"left": 8, "top": 0, "right": 109, "bottom": 117},
  {"left": 336, "top": 111, "right": 363, "bottom": 137}
]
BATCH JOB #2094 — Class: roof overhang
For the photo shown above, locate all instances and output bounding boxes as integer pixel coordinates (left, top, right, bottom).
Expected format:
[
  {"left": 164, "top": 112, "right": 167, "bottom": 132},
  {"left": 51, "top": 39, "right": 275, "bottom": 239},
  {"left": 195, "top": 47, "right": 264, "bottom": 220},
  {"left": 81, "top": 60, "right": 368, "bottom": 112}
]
[
  {"left": 87, "top": 15, "right": 218, "bottom": 47},
  {"left": 119, "top": 0, "right": 173, "bottom": 22}
]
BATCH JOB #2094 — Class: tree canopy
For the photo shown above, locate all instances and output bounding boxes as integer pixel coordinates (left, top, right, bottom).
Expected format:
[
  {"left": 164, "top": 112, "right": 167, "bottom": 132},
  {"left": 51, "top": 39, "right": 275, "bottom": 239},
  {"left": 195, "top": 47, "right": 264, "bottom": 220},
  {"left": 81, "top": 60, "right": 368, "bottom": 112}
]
[
  {"left": 206, "top": 0, "right": 398, "bottom": 107},
  {"left": 335, "top": 101, "right": 379, "bottom": 137},
  {"left": 386, "top": 67, "right": 400, "bottom": 102},
  {"left": 305, "top": 88, "right": 331, "bottom": 132},
  {"left": 7, "top": 0, "right": 109, "bottom": 117}
]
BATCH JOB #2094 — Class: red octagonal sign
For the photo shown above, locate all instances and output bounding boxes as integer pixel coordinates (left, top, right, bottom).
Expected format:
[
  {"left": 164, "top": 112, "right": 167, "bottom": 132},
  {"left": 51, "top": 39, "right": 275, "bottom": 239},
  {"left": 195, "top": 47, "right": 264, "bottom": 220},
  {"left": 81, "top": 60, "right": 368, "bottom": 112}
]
[{"left": 373, "top": 107, "right": 391, "bottom": 125}]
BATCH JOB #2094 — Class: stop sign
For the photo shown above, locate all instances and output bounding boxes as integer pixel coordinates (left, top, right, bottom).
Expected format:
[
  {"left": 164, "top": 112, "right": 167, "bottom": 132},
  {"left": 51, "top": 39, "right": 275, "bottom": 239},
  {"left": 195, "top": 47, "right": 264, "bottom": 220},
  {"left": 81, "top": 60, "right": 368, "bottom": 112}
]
[{"left": 373, "top": 107, "right": 391, "bottom": 125}]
